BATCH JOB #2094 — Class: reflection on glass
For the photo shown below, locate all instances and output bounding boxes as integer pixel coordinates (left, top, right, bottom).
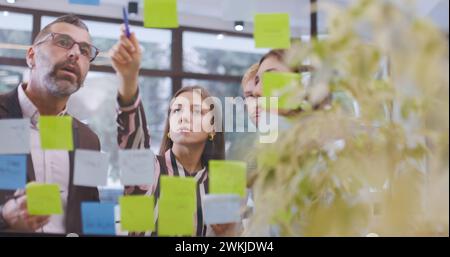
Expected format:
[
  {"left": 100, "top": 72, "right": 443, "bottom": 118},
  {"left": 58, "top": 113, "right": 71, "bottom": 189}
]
[
  {"left": 0, "top": 65, "right": 27, "bottom": 93},
  {"left": 138, "top": 76, "right": 172, "bottom": 153},
  {"left": 41, "top": 16, "right": 171, "bottom": 70},
  {"left": 0, "top": 12, "right": 33, "bottom": 58},
  {"left": 183, "top": 79, "right": 242, "bottom": 99},
  {"left": 182, "top": 79, "right": 245, "bottom": 156},
  {"left": 68, "top": 73, "right": 171, "bottom": 185},
  {"left": 183, "top": 31, "right": 265, "bottom": 76}
]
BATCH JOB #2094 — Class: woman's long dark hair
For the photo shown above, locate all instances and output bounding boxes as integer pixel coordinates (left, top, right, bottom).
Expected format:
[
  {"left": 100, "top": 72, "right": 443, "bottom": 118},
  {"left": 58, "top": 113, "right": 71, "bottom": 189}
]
[{"left": 159, "top": 86, "right": 225, "bottom": 166}]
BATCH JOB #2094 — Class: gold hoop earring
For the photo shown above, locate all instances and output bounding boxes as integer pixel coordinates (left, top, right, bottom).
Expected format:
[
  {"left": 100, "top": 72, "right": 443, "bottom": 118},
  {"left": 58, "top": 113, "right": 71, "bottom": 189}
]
[
  {"left": 167, "top": 132, "right": 171, "bottom": 139},
  {"left": 208, "top": 134, "right": 215, "bottom": 141}
]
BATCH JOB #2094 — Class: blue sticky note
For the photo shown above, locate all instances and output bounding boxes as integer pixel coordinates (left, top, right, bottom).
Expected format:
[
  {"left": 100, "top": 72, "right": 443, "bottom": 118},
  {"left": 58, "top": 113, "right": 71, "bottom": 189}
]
[
  {"left": 0, "top": 154, "right": 27, "bottom": 190},
  {"left": 69, "top": 0, "right": 100, "bottom": 6},
  {"left": 81, "top": 202, "right": 116, "bottom": 236}
]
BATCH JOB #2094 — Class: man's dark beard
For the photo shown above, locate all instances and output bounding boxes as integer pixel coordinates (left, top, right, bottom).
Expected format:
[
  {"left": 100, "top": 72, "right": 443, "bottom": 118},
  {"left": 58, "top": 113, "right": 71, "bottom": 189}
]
[
  {"left": 44, "top": 59, "right": 84, "bottom": 97},
  {"left": 49, "top": 59, "right": 82, "bottom": 86}
]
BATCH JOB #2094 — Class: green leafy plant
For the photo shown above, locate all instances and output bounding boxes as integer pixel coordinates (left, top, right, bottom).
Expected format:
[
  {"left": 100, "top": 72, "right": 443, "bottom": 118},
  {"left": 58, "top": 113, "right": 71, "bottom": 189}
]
[{"left": 246, "top": 0, "right": 449, "bottom": 236}]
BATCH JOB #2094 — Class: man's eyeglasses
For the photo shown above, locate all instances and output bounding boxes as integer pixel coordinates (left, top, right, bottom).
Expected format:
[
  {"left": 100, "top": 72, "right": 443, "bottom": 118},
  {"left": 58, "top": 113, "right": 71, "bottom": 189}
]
[{"left": 34, "top": 32, "right": 99, "bottom": 62}]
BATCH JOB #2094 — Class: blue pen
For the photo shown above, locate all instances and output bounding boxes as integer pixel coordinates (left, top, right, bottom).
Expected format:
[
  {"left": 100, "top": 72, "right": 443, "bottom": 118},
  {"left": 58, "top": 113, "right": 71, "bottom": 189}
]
[{"left": 122, "top": 6, "right": 131, "bottom": 38}]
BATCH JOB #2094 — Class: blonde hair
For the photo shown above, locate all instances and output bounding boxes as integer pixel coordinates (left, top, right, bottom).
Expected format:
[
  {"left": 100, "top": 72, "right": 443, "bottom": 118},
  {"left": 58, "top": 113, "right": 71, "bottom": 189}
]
[{"left": 241, "top": 63, "right": 259, "bottom": 87}]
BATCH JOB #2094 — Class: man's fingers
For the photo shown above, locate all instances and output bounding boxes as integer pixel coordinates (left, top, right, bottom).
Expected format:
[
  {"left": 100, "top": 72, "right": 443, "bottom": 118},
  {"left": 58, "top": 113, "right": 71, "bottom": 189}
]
[
  {"left": 26, "top": 215, "right": 48, "bottom": 223},
  {"left": 117, "top": 45, "right": 133, "bottom": 62},
  {"left": 33, "top": 215, "right": 50, "bottom": 224},
  {"left": 20, "top": 208, "right": 30, "bottom": 220},
  {"left": 25, "top": 213, "right": 42, "bottom": 231},
  {"left": 120, "top": 23, "right": 127, "bottom": 35},
  {"left": 109, "top": 48, "right": 123, "bottom": 63},
  {"left": 113, "top": 48, "right": 131, "bottom": 63},
  {"left": 14, "top": 189, "right": 25, "bottom": 197},
  {"left": 17, "top": 195, "right": 27, "bottom": 210},
  {"left": 120, "top": 24, "right": 139, "bottom": 51},
  {"left": 119, "top": 35, "right": 136, "bottom": 53},
  {"left": 111, "top": 44, "right": 132, "bottom": 62},
  {"left": 111, "top": 25, "right": 141, "bottom": 69},
  {"left": 24, "top": 214, "right": 50, "bottom": 231},
  {"left": 129, "top": 32, "right": 141, "bottom": 52},
  {"left": 35, "top": 216, "right": 50, "bottom": 228},
  {"left": 211, "top": 224, "right": 226, "bottom": 234},
  {"left": 111, "top": 55, "right": 126, "bottom": 65},
  {"left": 212, "top": 223, "right": 238, "bottom": 235},
  {"left": 30, "top": 219, "right": 44, "bottom": 231},
  {"left": 110, "top": 45, "right": 127, "bottom": 64}
]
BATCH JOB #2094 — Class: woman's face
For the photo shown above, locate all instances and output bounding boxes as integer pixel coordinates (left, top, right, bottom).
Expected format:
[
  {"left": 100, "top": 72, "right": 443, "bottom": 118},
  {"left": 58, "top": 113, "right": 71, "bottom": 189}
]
[
  {"left": 243, "top": 74, "right": 261, "bottom": 126},
  {"left": 168, "top": 90, "right": 213, "bottom": 145},
  {"left": 255, "top": 56, "right": 291, "bottom": 89},
  {"left": 245, "top": 56, "right": 291, "bottom": 126}
]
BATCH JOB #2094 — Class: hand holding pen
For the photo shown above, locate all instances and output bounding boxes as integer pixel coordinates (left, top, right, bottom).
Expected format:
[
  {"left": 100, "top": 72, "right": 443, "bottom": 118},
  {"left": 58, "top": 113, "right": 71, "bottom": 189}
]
[
  {"left": 2, "top": 189, "right": 50, "bottom": 232},
  {"left": 109, "top": 6, "right": 142, "bottom": 105}
]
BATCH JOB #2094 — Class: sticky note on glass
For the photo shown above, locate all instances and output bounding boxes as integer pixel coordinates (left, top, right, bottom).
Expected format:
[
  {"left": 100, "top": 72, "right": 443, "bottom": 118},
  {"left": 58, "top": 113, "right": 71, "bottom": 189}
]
[
  {"left": 119, "top": 149, "right": 155, "bottom": 186},
  {"left": 0, "top": 119, "right": 30, "bottom": 154},
  {"left": 38, "top": 116, "right": 73, "bottom": 151},
  {"left": 119, "top": 195, "right": 154, "bottom": 233},
  {"left": 203, "top": 194, "right": 241, "bottom": 225},
  {"left": 69, "top": 0, "right": 100, "bottom": 6},
  {"left": 81, "top": 202, "right": 116, "bottom": 235},
  {"left": 144, "top": 0, "right": 179, "bottom": 28},
  {"left": 26, "top": 183, "right": 63, "bottom": 215},
  {"left": 262, "top": 72, "right": 301, "bottom": 109},
  {"left": 160, "top": 176, "right": 196, "bottom": 205},
  {"left": 254, "top": 13, "right": 291, "bottom": 49},
  {"left": 74, "top": 150, "right": 109, "bottom": 187},
  {"left": 0, "top": 154, "right": 27, "bottom": 190},
  {"left": 209, "top": 160, "right": 247, "bottom": 198},
  {"left": 158, "top": 197, "right": 195, "bottom": 236}
]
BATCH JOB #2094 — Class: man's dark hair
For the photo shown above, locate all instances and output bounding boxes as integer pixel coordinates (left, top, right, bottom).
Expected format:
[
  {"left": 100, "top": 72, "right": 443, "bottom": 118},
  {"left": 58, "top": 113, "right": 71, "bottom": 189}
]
[{"left": 33, "top": 14, "right": 89, "bottom": 44}]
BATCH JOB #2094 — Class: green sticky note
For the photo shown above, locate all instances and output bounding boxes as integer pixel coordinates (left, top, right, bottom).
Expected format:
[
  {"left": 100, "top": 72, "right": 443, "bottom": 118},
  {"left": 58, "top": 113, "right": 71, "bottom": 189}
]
[
  {"left": 26, "top": 183, "right": 63, "bottom": 215},
  {"left": 254, "top": 13, "right": 291, "bottom": 49},
  {"left": 157, "top": 176, "right": 196, "bottom": 236},
  {"left": 144, "top": 0, "right": 179, "bottom": 28},
  {"left": 119, "top": 195, "right": 154, "bottom": 233},
  {"left": 160, "top": 176, "right": 196, "bottom": 205},
  {"left": 209, "top": 160, "right": 247, "bottom": 198},
  {"left": 158, "top": 198, "right": 195, "bottom": 236},
  {"left": 262, "top": 72, "right": 302, "bottom": 110},
  {"left": 39, "top": 116, "right": 73, "bottom": 150}
]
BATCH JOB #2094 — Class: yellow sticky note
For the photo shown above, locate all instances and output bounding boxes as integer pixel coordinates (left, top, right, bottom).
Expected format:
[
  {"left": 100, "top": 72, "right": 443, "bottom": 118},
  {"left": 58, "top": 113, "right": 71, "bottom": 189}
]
[
  {"left": 158, "top": 198, "right": 195, "bottom": 236},
  {"left": 262, "top": 72, "right": 302, "bottom": 110},
  {"left": 254, "top": 13, "right": 291, "bottom": 49},
  {"left": 209, "top": 160, "right": 247, "bottom": 198},
  {"left": 119, "top": 195, "right": 154, "bottom": 233},
  {"left": 144, "top": 0, "right": 179, "bottom": 28},
  {"left": 39, "top": 116, "right": 73, "bottom": 150},
  {"left": 157, "top": 176, "right": 196, "bottom": 236},
  {"left": 160, "top": 176, "right": 197, "bottom": 205},
  {"left": 26, "top": 183, "right": 63, "bottom": 215}
]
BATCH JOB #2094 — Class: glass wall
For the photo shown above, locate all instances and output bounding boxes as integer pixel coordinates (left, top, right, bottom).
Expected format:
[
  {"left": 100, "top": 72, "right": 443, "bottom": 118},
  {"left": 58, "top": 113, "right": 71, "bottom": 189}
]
[
  {"left": 182, "top": 79, "right": 246, "bottom": 155},
  {"left": 67, "top": 72, "right": 171, "bottom": 185},
  {"left": 138, "top": 76, "right": 172, "bottom": 153},
  {"left": 183, "top": 31, "right": 265, "bottom": 76},
  {"left": 0, "top": 9, "right": 260, "bottom": 192},
  {"left": 0, "top": 65, "right": 27, "bottom": 93},
  {"left": 0, "top": 12, "right": 33, "bottom": 58},
  {"left": 41, "top": 16, "right": 172, "bottom": 70}
]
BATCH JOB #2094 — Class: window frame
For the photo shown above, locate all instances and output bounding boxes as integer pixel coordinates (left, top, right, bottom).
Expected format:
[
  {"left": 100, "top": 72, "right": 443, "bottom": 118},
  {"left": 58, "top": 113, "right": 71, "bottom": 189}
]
[{"left": 0, "top": 5, "right": 253, "bottom": 95}]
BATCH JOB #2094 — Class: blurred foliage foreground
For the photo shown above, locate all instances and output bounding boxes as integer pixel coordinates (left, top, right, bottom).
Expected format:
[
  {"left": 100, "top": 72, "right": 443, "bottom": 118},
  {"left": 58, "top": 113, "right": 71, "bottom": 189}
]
[{"left": 246, "top": 0, "right": 449, "bottom": 236}]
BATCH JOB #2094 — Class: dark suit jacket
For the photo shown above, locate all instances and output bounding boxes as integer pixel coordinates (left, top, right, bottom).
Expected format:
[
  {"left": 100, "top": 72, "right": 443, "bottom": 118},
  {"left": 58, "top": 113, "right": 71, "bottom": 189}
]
[{"left": 0, "top": 86, "right": 100, "bottom": 234}]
